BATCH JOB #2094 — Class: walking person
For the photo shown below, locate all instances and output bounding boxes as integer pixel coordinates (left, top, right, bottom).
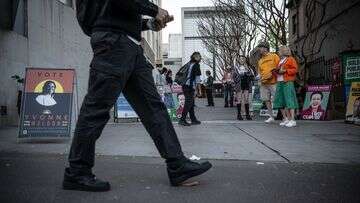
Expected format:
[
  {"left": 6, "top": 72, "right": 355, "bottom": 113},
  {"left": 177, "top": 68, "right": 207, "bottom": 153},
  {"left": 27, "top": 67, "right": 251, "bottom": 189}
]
[
  {"left": 222, "top": 68, "right": 234, "bottom": 108},
  {"left": 233, "top": 57, "right": 254, "bottom": 120},
  {"left": 63, "top": 1, "right": 212, "bottom": 192},
  {"left": 205, "top": 70, "right": 215, "bottom": 107},
  {"left": 257, "top": 41, "right": 280, "bottom": 123},
  {"left": 273, "top": 46, "right": 299, "bottom": 127},
  {"left": 178, "top": 52, "right": 202, "bottom": 126}
]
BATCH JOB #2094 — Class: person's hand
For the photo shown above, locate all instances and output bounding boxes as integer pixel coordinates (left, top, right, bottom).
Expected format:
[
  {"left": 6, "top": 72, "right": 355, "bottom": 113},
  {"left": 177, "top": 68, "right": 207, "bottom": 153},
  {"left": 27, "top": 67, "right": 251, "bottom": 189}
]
[
  {"left": 156, "top": 8, "right": 174, "bottom": 27},
  {"left": 151, "top": 17, "right": 174, "bottom": 31}
]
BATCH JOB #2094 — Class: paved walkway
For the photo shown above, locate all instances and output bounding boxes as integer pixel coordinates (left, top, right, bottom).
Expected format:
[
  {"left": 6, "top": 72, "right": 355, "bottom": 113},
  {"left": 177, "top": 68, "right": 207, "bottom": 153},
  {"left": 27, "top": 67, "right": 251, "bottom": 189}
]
[
  {"left": 1, "top": 98, "right": 360, "bottom": 202},
  {"left": 0, "top": 153, "right": 359, "bottom": 203}
]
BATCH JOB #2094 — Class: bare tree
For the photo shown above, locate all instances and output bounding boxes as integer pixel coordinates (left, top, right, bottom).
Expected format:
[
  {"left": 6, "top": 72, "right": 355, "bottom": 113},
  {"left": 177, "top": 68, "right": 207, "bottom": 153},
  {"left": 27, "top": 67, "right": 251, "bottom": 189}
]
[
  {"left": 216, "top": 0, "right": 289, "bottom": 51},
  {"left": 196, "top": 1, "right": 259, "bottom": 79}
]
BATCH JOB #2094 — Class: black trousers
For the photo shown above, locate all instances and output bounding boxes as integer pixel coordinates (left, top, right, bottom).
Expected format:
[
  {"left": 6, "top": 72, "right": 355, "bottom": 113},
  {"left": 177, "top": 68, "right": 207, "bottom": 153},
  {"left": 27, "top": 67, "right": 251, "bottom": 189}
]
[
  {"left": 68, "top": 32, "right": 184, "bottom": 174},
  {"left": 206, "top": 88, "right": 214, "bottom": 106},
  {"left": 181, "top": 85, "right": 197, "bottom": 121}
]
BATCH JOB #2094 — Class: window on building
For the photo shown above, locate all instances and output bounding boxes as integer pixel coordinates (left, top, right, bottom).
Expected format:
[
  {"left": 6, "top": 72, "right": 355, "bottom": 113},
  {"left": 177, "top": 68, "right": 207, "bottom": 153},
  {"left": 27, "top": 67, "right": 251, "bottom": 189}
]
[
  {"left": 12, "top": 0, "right": 28, "bottom": 37},
  {"left": 292, "top": 14, "right": 297, "bottom": 35},
  {"left": 58, "top": 0, "right": 73, "bottom": 7}
]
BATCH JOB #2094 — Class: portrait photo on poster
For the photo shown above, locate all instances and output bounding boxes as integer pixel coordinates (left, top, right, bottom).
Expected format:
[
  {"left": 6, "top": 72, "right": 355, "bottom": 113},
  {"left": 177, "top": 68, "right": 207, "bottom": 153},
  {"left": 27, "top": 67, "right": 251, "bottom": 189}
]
[{"left": 35, "top": 80, "right": 58, "bottom": 107}]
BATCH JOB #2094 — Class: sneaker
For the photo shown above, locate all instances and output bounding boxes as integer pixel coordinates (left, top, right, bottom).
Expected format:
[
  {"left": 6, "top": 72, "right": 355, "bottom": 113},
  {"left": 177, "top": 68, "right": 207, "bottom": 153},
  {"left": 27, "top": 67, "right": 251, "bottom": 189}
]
[
  {"left": 191, "top": 120, "right": 201, "bottom": 125},
  {"left": 279, "top": 119, "right": 289, "bottom": 126},
  {"left": 265, "top": 117, "right": 275, "bottom": 123},
  {"left": 167, "top": 158, "right": 212, "bottom": 186},
  {"left": 62, "top": 168, "right": 110, "bottom": 192},
  {"left": 178, "top": 119, "right": 191, "bottom": 126},
  {"left": 285, "top": 120, "right": 297, "bottom": 127}
]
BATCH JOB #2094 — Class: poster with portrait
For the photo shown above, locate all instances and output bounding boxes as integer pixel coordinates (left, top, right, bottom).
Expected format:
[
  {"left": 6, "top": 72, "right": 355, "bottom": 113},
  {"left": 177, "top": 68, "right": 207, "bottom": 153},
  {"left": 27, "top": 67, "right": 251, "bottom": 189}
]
[
  {"left": 252, "top": 82, "right": 263, "bottom": 111},
  {"left": 115, "top": 94, "right": 138, "bottom": 119},
  {"left": 301, "top": 85, "right": 332, "bottom": 120},
  {"left": 345, "top": 82, "right": 360, "bottom": 125},
  {"left": 19, "top": 68, "right": 75, "bottom": 138},
  {"left": 157, "top": 85, "right": 183, "bottom": 121}
]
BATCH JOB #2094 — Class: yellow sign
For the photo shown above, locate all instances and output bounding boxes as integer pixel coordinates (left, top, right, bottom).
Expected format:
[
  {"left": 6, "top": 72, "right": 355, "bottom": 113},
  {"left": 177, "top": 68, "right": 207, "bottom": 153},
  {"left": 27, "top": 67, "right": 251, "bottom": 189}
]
[{"left": 346, "top": 82, "right": 360, "bottom": 124}]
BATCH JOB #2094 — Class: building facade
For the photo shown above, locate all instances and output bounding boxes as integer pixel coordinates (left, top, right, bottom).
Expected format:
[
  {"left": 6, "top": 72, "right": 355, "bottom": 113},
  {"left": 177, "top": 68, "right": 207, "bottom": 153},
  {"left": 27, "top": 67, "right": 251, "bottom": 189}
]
[
  {"left": 182, "top": 7, "right": 214, "bottom": 79},
  {"left": 0, "top": 0, "right": 162, "bottom": 126},
  {"left": 287, "top": 0, "right": 360, "bottom": 117},
  {"left": 168, "top": 34, "right": 182, "bottom": 59}
]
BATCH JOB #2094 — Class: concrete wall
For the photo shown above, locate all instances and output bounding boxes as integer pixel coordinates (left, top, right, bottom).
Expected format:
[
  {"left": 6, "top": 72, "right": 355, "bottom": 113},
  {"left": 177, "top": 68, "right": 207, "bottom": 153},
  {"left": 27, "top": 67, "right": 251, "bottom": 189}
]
[{"left": 0, "top": 0, "right": 92, "bottom": 126}]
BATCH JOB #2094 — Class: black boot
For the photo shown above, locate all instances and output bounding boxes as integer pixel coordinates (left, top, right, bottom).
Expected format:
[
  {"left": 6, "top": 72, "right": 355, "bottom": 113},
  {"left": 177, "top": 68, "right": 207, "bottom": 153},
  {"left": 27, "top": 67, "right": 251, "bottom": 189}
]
[
  {"left": 62, "top": 168, "right": 110, "bottom": 192},
  {"left": 191, "top": 119, "right": 201, "bottom": 125},
  {"left": 245, "top": 103, "right": 252, "bottom": 120},
  {"left": 178, "top": 119, "right": 191, "bottom": 126},
  {"left": 167, "top": 157, "right": 212, "bottom": 186},
  {"left": 237, "top": 104, "right": 243, "bottom": 120}
]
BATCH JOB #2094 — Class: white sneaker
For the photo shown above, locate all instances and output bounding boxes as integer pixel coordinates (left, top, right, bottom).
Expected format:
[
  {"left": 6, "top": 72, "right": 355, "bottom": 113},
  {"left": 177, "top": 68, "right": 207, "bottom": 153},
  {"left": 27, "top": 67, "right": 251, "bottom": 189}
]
[
  {"left": 285, "top": 120, "right": 297, "bottom": 127},
  {"left": 265, "top": 117, "right": 275, "bottom": 124},
  {"left": 279, "top": 119, "right": 289, "bottom": 126}
]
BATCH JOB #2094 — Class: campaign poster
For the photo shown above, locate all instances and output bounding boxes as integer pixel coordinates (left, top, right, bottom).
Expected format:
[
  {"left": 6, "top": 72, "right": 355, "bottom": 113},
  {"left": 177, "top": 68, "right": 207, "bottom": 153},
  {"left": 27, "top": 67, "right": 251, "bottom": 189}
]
[
  {"left": 158, "top": 85, "right": 183, "bottom": 121},
  {"left": 19, "top": 68, "right": 75, "bottom": 138},
  {"left": 345, "top": 82, "right": 360, "bottom": 124},
  {"left": 301, "top": 85, "right": 331, "bottom": 120},
  {"left": 344, "top": 56, "right": 360, "bottom": 84},
  {"left": 115, "top": 94, "right": 138, "bottom": 118},
  {"left": 252, "top": 83, "right": 263, "bottom": 111}
]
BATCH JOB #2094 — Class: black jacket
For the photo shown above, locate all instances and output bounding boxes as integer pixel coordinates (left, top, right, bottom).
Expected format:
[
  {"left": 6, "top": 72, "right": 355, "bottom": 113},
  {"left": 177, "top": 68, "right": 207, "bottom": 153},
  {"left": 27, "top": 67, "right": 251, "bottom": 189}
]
[
  {"left": 93, "top": 0, "right": 158, "bottom": 41},
  {"left": 187, "top": 63, "right": 201, "bottom": 87}
]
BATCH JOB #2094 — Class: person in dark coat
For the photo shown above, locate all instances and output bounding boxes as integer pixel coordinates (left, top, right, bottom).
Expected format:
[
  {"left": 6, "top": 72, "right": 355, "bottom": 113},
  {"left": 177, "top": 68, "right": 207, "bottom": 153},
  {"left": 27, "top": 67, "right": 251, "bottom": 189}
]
[
  {"left": 178, "top": 52, "right": 202, "bottom": 126},
  {"left": 205, "top": 70, "right": 215, "bottom": 106},
  {"left": 63, "top": 0, "right": 212, "bottom": 192}
]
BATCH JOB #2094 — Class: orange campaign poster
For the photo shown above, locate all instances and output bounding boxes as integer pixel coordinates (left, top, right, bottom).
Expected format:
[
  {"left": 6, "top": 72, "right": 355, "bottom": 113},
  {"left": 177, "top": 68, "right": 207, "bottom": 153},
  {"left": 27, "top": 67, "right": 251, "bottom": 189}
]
[{"left": 19, "top": 68, "right": 75, "bottom": 138}]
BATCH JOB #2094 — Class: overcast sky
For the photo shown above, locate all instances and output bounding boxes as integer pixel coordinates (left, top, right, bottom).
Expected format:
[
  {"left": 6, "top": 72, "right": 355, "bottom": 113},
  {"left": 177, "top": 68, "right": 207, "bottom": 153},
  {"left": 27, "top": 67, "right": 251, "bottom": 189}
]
[{"left": 161, "top": 0, "right": 213, "bottom": 43}]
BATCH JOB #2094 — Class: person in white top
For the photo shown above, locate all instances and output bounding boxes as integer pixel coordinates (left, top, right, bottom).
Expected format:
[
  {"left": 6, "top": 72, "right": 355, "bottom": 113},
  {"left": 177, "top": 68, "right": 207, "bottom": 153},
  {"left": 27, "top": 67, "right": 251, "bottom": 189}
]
[
  {"left": 35, "top": 81, "right": 57, "bottom": 106},
  {"left": 232, "top": 57, "right": 255, "bottom": 120}
]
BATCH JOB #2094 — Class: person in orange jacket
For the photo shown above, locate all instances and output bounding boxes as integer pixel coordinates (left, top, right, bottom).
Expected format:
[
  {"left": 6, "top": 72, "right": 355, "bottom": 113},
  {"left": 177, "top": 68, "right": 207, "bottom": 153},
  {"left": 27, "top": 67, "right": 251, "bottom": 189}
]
[{"left": 273, "top": 45, "right": 299, "bottom": 127}]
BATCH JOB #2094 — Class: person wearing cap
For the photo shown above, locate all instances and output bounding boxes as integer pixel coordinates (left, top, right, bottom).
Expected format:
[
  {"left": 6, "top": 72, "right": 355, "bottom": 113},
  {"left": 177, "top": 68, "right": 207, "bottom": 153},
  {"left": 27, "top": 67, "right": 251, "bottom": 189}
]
[
  {"left": 273, "top": 46, "right": 299, "bottom": 127},
  {"left": 257, "top": 41, "right": 280, "bottom": 123}
]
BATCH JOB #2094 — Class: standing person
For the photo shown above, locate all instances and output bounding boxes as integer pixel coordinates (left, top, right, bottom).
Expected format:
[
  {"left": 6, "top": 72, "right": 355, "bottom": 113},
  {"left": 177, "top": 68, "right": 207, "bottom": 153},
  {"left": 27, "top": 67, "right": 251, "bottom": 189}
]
[
  {"left": 222, "top": 68, "right": 234, "bottom": 107},
  {"left": 233, "top": 57, "right": 254, "bottom": 120},
  {"left": 257, "top": 41, "right": 280, "bottom": 123},
  {"left": 273, "top": 46, "right": 299, "bottom": 127},
  {"left": 63, "top": 1, "right": 212, "bottom": 192},
  {"left": 178, "top": 52, "right": 202, "bottom": 126},
  {"left": 205, "top": 70, "right": 215, "bottom": 107},
  {"left": 165, "top": 69, "right": 173, "bottom": 87}
]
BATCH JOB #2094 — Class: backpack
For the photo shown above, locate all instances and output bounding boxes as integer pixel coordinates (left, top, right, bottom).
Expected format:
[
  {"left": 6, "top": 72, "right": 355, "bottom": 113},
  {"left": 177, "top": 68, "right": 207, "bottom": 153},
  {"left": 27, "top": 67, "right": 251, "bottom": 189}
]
[
  {"left": 175, "top": 62, "right": 191, "bottom": 86},
  {"left": 75, "top": 0, "right": 103, "bottom": 36}
]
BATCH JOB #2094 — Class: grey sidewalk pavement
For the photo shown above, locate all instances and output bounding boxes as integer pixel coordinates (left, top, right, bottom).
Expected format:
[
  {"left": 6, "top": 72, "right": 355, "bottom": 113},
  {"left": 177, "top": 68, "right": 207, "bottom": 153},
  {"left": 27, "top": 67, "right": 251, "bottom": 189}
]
[
  {"left": 0, "top": 153, "right": 359, "bottom": 203},
  {"left": 1, "top": 120, "right": 360, "bottom": 164},
  {"left": 1, "top": 98, "right": 360, "bottom": 202}
]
